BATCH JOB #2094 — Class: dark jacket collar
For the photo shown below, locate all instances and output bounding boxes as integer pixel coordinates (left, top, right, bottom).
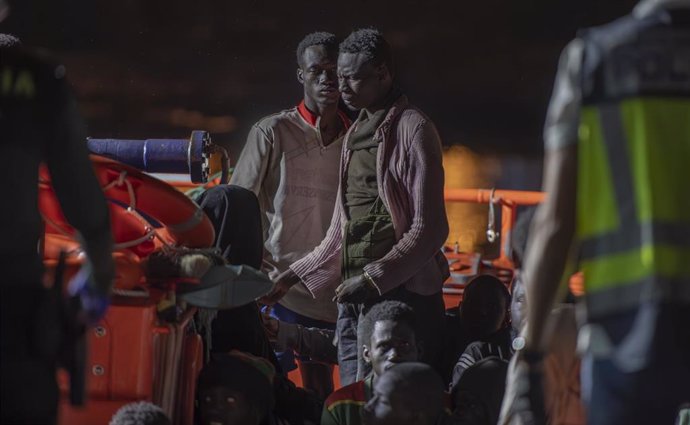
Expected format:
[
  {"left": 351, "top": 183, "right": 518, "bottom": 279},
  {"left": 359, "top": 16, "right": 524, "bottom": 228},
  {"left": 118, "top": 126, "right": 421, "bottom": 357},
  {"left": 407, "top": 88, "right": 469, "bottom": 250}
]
[{"left": 373, "top": 94, "right": 410, "bottom": 143}]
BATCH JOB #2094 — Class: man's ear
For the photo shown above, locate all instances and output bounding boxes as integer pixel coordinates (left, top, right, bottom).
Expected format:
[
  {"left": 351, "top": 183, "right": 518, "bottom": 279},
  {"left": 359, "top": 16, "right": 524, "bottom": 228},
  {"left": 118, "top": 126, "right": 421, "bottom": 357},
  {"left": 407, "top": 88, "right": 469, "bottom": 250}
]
[
  {"left": 297, "top": 67, "right": 304, "bottom": 84},
  {"left": 377, "top": 63, "right": 391, "bottom": 82},
  {"left": 362, "top": 344, "right": 372, "bottom": 364}
]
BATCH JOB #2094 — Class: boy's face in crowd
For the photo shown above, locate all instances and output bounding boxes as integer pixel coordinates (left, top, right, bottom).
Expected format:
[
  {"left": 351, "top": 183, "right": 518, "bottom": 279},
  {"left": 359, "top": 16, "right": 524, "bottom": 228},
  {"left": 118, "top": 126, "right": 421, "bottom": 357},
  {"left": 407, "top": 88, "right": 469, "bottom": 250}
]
[
  {"left": 510, "top": 272, "right": 526, "bottom": 332},
  {"left": 362, "top": 371, "right": 417, "bottom": 425},
  {"left": 298, "top": 45, "right": 340, "bottom": 108},
  {"left": 337, "top": 52, "right": 390, "bottom": 111},
  {"left": 462, "top": 284, "right": 508, "bottom": 340},
  {"left": 363, "top": 319, "right": 419, "bottom": 378},
  {"left": 199, "top": 386, "right": 260, "bottom": 425}
]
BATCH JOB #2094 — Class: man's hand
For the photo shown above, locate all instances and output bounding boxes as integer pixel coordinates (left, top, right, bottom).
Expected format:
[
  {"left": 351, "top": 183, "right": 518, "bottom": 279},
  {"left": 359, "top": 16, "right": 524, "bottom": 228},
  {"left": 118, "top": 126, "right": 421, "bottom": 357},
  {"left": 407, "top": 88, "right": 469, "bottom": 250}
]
[
  {"left": 260, "top": 268, "right": 300, "bottom": 305},
  {"left": 68, "top": 265, "right": 111, "bottom": 325},
  {"left": 334, "top": 274, "right": 378, "bottom": 304},
  {"left": 260, "top": 307, "right": 279, "bottom": 342}
]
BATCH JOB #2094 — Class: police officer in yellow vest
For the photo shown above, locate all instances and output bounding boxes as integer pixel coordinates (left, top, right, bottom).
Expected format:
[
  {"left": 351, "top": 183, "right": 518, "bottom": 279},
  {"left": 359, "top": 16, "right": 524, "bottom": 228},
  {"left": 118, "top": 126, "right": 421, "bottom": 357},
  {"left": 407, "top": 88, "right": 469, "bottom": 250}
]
[{"left": 517, "top": 1, "right": 690, "bottom": 424}]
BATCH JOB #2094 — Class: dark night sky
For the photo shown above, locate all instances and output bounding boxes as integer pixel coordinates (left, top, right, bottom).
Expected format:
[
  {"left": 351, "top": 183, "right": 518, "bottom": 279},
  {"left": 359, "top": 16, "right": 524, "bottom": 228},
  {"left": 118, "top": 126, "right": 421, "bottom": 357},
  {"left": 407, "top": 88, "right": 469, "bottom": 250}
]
[{"left": 3, "top": 0, "right": 637, "bottom": 157}]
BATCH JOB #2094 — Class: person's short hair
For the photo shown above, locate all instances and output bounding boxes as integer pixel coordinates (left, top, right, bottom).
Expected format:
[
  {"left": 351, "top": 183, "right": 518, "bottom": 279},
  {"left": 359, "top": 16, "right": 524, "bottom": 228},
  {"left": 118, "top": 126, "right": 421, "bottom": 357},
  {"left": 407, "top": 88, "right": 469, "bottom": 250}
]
[
  {"left": 339, "top": 28, "right": 393, "bottom": 71},
  {"left": 0, "top": 33, "right": 21, "bottom": 48},
  {"left": 109, "top": 402, "right": 170, "bottom": 425},
  {"left": 197, "top": 350, "right": 276, "bottom": 415},
  {"left": 296, "top": 31, "right": 338, "bottom": 67},
  {"left": 360, "top": 300, "right": 416, "bottom": 346},
  {"left": 463, "top": 274, "right": 511, "bottom": 309}
]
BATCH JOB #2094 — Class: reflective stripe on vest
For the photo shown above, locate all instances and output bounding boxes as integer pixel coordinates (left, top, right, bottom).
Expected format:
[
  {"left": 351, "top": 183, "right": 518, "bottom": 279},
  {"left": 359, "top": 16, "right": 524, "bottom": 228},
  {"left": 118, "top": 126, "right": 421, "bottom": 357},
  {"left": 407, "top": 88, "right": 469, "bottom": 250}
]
[{"left": 577, "top": 98, "right": 690, "bottom": 318}]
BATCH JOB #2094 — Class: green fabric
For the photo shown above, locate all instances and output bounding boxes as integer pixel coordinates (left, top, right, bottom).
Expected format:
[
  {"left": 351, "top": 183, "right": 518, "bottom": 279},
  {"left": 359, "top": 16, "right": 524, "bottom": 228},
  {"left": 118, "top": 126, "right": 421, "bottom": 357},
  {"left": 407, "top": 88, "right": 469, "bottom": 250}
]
[
  {"left": 577, "top": 106, "right": 620, "bottom": 240},
  {"left": 344, "top": 87, "right": 402, "bottom": 220},
  {"left": 347, "top": 108, "right": 387, "bottom": 150},
  {"left": 346, "top": 85, "right": 402, "bottom": 151},
  {"left": 620, "top": 98, "right": 690, "bottom": 223},
  {"left": 345, "top": 107, "right": 387, "bottom": 220},
  {"left": 345, "top": 144, "right": 379, "bottom": 221},
  {"left": 342, "top": 197, "right": 396, "bottom": 281},
  {"left": 577, "top": 97, "right": 690, "bottom": 296},
  {"left": 582, "top": 244, "right": 690, "bottom": 292},
  {"left": 341, "top": 89, "right": 401, "bottom": 282}
]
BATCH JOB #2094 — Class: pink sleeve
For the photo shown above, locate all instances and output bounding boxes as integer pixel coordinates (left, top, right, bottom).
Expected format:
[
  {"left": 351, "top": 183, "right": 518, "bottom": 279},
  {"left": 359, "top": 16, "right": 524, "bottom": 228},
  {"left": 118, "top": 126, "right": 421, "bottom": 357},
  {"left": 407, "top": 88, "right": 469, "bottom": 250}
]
[
  {"left": 363, "top": 119, "right": 449, "bottom": 294},
  {"left": 289, "top": 172, "right": 345, "bottom": 297}
]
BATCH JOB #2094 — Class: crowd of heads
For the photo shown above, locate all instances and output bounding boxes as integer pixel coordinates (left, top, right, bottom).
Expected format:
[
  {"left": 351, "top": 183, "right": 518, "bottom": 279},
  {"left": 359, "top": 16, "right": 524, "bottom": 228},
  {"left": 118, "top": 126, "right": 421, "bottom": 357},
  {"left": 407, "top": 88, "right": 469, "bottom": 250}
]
[
  {"left": 103, "top": 258, "right": 551, "bottom": 421},
  {"left": 165, "top": 272, "right": 519, "bottom": 425}
]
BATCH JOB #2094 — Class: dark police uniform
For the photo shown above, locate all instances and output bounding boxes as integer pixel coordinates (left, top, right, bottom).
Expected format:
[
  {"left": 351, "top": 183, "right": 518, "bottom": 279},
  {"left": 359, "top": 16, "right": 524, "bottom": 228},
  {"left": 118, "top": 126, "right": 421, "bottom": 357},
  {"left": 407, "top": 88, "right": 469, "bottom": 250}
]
[{"left": 0, "top": 45, "right": 113, "bottom": 424}]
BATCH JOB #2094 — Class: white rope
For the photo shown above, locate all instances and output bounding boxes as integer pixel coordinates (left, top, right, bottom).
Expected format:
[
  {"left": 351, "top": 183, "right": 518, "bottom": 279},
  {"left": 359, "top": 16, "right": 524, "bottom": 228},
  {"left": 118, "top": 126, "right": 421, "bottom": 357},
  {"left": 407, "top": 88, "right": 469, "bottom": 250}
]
[
  {"left": 102, "top": 169, "right": 175, "bottom": 251},
  {"left": 101, "top": 170, "right": 137, "bottom": 209},
  {"left": 41, "top": 212, "right": 73, "bottom": 238},
  {"left": 112, "top": 228, "right": 157, "bottom": 250}
]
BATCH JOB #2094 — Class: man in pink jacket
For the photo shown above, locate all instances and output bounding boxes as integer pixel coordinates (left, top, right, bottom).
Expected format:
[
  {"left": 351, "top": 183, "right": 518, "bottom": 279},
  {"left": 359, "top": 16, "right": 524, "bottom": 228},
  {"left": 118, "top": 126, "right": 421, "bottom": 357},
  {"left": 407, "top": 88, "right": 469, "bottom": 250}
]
[{"left": 263, "top": 28, "right": 449, "bottom": 385}]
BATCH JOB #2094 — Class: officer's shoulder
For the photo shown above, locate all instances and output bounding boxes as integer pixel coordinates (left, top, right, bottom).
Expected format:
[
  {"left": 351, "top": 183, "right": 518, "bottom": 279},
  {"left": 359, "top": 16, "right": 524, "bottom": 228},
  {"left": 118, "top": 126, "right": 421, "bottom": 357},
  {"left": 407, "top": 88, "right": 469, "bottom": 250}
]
[
  {"left": 252, "top": 107, "right": 300, "bottom": 133},
  {"left": 577, "top": 13, "right": 640, "bottom": 43}
]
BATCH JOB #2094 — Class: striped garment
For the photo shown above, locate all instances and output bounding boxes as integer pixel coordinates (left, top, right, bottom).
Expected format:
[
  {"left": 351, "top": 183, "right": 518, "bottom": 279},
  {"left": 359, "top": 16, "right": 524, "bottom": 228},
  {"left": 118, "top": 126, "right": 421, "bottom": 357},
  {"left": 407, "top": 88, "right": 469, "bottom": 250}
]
[{"left": 450, "top": 329, "right": 514, "bottom": 390}]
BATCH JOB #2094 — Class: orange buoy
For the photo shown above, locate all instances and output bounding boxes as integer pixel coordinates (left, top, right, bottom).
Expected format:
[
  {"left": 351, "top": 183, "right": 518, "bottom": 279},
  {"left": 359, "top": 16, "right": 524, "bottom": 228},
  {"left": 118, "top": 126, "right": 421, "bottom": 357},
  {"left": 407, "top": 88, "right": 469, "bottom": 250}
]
[
  {"left": 39, "top": 180, "right": 161, "bottom": 258},
  {"left": 91, "top": 156, "right": 214, "bottom": 248},
  {"left": 39, "top": 156, "right": 215, "bottom": 249}
]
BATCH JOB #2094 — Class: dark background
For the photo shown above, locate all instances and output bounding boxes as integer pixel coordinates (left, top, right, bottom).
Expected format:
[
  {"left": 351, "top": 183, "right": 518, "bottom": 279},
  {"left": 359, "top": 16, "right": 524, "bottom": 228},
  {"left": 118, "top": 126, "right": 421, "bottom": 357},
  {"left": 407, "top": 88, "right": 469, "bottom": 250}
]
[{"left": 2, "top": 0, "right": 637, "bottom": 158}]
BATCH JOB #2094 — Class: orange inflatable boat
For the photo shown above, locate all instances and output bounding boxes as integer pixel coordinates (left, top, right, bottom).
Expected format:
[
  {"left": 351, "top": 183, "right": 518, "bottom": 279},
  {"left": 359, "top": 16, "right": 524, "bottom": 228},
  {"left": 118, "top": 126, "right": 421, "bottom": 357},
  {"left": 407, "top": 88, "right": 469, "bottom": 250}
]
[{"left": 40, "top": 153, "right": 216, "bottom": 425}]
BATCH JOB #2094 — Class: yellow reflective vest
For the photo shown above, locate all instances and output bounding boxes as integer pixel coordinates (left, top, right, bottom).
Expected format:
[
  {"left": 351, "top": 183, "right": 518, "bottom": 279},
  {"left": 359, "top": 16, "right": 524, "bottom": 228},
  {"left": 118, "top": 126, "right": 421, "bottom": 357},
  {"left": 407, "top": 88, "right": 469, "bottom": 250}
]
[{"left": 575, "top": 9, "right": 690, "bottom": 320}]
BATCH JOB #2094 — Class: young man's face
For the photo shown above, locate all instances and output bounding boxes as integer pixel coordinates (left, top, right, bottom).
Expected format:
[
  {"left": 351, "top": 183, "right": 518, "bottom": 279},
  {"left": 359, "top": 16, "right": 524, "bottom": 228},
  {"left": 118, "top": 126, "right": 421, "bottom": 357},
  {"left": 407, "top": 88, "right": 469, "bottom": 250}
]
[
  {"left": 337, "top": 52, "right": 390, "bottom": 111},
  {"left": 362, "top": 372, "right": 417, "bottom": 425},
  {"left": 362, "top": 320, "right": 419, "bottom": 378},
  {"left": 297, "top": 45, "right": 339, "bottom": 108},
  {"left": 199, "top": 386, "right": 260, "bottom": 425}
]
